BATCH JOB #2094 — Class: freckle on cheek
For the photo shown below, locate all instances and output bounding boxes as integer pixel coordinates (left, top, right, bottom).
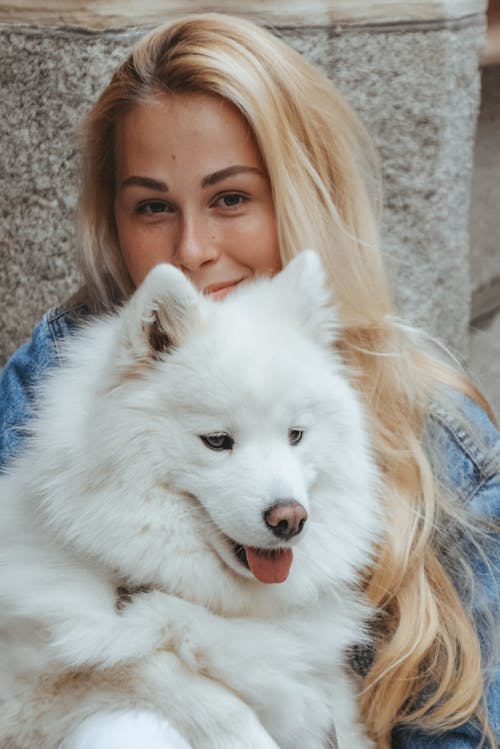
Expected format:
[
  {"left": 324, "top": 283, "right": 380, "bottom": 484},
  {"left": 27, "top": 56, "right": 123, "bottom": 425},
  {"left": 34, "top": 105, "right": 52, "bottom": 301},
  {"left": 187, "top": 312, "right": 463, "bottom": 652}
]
[{"left": 171, "top": 154, "right": 176, "bottom": 161}]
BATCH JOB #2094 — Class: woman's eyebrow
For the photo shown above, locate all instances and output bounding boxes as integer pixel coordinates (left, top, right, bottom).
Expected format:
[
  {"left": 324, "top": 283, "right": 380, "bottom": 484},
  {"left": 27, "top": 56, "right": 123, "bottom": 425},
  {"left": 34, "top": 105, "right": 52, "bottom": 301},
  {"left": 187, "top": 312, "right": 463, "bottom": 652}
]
[
  {"left": 201, "top": 165, "right": 264, "bottom": 188},
  {"left": 120, "top": 166, "right": 264, "bottom": 192},
  {"left": 120, "top": 176, "right": 168, "bottom": 191}
]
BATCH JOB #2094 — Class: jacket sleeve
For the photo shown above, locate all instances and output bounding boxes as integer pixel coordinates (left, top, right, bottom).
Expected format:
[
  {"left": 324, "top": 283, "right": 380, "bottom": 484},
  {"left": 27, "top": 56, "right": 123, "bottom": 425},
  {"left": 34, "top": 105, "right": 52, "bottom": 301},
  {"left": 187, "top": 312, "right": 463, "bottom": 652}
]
[{"left": 0, "top": 313, "right": 59, "bottom": 472}]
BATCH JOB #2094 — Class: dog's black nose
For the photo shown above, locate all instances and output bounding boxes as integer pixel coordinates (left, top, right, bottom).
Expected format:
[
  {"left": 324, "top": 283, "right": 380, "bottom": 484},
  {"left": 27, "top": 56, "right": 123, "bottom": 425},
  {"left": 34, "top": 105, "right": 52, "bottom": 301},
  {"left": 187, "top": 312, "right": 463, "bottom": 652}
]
[{"left": 264, "top": 501, "right": 308, "bottom": 540}]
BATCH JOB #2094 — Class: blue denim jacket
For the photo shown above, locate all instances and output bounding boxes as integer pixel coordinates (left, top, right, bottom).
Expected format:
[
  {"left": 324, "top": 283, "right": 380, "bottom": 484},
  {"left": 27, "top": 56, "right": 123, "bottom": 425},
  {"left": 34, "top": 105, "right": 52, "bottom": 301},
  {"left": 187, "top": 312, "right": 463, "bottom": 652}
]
[{"left": 1, "top": 298, "right": 499, "bottom": 748}]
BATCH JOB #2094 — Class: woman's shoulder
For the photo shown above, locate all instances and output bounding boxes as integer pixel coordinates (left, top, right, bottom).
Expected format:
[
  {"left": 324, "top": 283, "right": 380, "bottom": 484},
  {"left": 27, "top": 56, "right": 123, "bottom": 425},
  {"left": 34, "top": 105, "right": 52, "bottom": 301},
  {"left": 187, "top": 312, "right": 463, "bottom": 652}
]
[
  {"left": 426, "top": 389, "right": 500, "bottom": 511},
  {"left": 0, "top": 288, "right": 92, "bottom": 471},
  {"left": 1, "top": 287, "right": 92, "bottom": 384},
  {"left": 45, "top": 286, "right": 93, "bottom": 347}
]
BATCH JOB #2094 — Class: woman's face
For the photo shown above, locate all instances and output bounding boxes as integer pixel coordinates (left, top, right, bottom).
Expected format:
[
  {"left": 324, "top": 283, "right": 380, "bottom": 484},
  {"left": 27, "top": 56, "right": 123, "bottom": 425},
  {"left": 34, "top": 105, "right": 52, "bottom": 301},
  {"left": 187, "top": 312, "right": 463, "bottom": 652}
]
[{"left": 114, "top": 93, "right": 281, "bottom": 299}]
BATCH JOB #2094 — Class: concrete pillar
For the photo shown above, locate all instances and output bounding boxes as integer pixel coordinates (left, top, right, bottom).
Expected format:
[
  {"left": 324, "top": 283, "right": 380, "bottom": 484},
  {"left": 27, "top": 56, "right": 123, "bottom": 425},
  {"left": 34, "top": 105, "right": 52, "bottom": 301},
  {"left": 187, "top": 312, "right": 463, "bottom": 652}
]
[{"left": 469, "top": 63, "right": 500, "bottom": 417}]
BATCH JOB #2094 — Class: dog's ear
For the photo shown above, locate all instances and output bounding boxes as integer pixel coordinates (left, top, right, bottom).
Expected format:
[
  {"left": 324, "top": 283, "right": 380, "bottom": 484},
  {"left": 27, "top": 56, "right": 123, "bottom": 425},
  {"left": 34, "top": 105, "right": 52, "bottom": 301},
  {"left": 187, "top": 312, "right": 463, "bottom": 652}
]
[
  {"left": 273, "top": 250, "right": 337, "bottom": 345},
  {"left": 116, "top": 264, "right": 200, "bottom": 368}
]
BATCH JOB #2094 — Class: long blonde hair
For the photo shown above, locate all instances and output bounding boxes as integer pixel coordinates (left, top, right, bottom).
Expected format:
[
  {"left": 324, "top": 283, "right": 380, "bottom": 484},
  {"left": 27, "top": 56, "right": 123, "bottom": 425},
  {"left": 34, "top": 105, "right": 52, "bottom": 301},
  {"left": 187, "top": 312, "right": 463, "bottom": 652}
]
[{"left": 78, "top": 13, "right": 495, "bottom": 746}]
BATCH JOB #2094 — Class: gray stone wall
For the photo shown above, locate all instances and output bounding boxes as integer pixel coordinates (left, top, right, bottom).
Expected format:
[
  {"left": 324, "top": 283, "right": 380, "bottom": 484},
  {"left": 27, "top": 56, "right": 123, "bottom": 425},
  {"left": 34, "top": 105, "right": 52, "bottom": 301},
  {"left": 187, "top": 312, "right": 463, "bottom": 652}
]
[
  {"left": 281, "top": 20, "right": 483, "bottom": 358},
  {"left": 469, "top": 65, "right": 500, "bottom": 418},
  {"left": 1, "top": 10, "right": 492, "bottom": 411}
]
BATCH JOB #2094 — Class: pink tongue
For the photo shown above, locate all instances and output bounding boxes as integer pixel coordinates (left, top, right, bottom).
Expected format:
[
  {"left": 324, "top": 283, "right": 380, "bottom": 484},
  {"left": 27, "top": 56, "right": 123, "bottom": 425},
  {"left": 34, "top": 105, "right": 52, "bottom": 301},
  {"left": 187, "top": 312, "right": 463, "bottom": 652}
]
[{"left": 245, "top": 547, "right": 293, "bottom": 584}]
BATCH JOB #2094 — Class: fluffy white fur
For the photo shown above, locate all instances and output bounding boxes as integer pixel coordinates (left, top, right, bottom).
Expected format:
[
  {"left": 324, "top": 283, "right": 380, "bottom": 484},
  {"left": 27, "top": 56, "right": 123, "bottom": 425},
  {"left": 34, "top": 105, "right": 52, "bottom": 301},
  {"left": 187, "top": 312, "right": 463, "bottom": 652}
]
[
  {"left": 0, "top": 251, "right": 381, "bottom": 748},
  {"left": 59, "top": 709, "right": 193, "bottom": 749}
]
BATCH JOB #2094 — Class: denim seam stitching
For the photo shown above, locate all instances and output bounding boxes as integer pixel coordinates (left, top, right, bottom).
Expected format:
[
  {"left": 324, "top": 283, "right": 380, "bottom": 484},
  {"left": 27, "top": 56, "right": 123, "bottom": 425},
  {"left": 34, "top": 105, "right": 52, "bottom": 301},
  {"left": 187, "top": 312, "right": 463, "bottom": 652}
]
[{"left": 430, "top": 407, "right": 499, "bottom": 482}]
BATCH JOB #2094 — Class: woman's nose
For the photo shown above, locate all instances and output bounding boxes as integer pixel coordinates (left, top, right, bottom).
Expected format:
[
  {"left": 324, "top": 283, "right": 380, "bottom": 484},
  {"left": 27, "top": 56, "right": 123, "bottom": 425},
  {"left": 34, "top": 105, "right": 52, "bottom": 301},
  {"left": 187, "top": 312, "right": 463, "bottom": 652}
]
[{"left": 174, "top": 214, "right": 219, "bottom": 272}]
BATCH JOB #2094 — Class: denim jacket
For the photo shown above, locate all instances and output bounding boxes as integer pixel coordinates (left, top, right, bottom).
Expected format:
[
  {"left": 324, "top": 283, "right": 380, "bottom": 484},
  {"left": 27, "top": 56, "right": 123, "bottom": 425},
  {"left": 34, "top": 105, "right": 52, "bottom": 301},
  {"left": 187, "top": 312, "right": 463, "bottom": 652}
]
[{"left": 1, "top": 297, "right": 499, "bottom": 748}]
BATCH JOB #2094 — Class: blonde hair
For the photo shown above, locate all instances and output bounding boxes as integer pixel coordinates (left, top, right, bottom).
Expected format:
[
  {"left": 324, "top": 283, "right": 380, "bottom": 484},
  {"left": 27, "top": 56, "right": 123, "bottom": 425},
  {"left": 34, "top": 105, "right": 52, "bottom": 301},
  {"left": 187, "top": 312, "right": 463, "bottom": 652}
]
[{"left": 78, "top": 14, "right": 495, "bottom": 746}]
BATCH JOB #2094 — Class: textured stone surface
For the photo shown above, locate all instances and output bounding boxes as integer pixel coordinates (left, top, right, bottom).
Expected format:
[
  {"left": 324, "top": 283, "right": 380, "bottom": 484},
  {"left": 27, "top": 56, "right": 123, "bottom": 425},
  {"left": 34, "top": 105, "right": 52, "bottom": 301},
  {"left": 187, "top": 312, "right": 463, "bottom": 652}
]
[
  {"left": 470, "top": 313, "right": 500, "bottom": 421},
  {"left": 0, "top": 17, "right": 484, "bottom": 371},
  {"left": 282, "top": 20, "right": 483, "bottom": 358},
  {"left": 0, "top": 0, "right": 488, "bottom": 28},
  {"left": 0, "top": 27, "right": 136, "bottom": 360},
  {"left": 470, "top": 65, "right": 500, "bottom": 302},
  {"left": 469, "top": 64, "right": 500, "bottom": 419}
]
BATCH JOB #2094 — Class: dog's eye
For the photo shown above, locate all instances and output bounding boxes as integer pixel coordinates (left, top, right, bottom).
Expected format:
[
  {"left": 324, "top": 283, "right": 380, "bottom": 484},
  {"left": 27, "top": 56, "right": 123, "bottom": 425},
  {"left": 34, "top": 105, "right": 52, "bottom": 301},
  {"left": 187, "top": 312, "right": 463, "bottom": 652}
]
[
  {"left": 289, "top": 429, "right": 304, "bottom": 446},
  {"left": 200, "top": 433, "right": 234, "bottom": 451}
]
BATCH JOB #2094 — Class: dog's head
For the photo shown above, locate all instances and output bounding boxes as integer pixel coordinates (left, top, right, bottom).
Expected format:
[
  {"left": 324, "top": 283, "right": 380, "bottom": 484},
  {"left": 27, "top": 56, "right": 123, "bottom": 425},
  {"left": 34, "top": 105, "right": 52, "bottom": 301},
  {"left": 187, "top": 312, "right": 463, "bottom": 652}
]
[{"left": 40, "top": 251, "right": 381, "bottom": 612}]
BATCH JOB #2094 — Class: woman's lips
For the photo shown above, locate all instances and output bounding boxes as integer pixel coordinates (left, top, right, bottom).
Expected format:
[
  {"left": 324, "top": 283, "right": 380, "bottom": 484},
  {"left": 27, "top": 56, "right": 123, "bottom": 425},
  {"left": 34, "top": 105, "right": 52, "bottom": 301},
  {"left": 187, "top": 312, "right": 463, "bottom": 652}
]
[{"left": 204, "top": 279, "right": 243, "bottom": 300}]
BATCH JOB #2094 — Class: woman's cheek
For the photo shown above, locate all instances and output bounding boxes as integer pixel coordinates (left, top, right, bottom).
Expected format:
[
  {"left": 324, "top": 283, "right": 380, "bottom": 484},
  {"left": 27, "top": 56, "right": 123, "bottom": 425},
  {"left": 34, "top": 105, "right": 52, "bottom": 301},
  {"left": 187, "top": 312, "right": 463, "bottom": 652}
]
[{"left": 119, "top": 228, "right": 171, "bottom": 286}]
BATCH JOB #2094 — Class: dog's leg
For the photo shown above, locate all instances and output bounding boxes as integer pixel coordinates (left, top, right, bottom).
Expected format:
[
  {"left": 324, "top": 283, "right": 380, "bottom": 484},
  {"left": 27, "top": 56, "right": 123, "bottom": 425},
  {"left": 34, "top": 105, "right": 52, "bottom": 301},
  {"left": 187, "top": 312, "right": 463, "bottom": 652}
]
[
  {"left": 134, "top": 651, "right": 281, "bottom": 749},
  {"left": 53, "top": 652, "right": 280, "bottom": 749},
  {"left": 48, "top": 590, "right": 358, "bottom": 748},
  {"left": 123, "top": 592, "right": 342, "bottom": 747},
  {"left": 46, "top": 587, "right": 197, "bottom": 669}
]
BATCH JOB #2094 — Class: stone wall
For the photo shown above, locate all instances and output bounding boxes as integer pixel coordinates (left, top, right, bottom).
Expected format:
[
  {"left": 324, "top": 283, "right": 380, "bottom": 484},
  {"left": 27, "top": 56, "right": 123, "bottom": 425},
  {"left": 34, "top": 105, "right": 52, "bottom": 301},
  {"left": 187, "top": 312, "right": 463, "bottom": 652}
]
[
  {"left": 469, "top": 64, "right": 500, "bottom": 418},
  {"left": 1, "top": 1, "right": 495, "bottom": 413}
]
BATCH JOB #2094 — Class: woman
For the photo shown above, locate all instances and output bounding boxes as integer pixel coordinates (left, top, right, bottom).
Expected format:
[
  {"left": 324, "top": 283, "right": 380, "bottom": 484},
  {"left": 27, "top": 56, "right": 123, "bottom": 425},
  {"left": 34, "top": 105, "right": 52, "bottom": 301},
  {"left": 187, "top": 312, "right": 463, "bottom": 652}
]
[{"left": 1, "top": 13, "right": 499, "bottom": 749}]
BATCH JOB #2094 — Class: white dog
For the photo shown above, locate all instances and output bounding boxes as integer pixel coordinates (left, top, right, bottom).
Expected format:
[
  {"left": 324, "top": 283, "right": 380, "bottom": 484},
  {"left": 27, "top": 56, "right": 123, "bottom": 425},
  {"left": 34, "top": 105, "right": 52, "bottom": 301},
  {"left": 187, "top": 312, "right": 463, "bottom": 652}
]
[{"left": 0, "top": 251, "right": 381, "bottom": 749}]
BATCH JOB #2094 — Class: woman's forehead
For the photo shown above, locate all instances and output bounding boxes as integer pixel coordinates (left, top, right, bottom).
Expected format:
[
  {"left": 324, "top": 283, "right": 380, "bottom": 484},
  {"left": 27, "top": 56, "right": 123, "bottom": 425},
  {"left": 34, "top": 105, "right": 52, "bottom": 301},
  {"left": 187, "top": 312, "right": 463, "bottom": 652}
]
[{"left": 114, "top": 92, "right": 262, "bottom": 178}]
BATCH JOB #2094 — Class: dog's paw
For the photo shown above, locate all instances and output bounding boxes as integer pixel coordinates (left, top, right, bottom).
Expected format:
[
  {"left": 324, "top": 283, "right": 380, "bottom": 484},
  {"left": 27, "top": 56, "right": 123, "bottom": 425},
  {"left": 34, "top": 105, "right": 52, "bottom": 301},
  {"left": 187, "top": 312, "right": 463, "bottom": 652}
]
[
  {"left": 171, "top": 619, "right": 210, "bottom": 673},
  {"left": 119, "top": 588, "right": 212, "bottom": 671},
  {"left": 50, "top": 588, "right": 207, "bottom": 669},
  {"left": 60, "top": 709, "right": 193, "bottom": 749}
]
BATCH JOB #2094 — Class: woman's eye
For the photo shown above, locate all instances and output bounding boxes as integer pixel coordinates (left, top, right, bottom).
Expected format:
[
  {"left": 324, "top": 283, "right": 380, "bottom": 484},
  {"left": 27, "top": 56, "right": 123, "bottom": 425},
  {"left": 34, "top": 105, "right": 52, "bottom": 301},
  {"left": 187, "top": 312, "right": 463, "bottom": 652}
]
[
  {"left": 288, "top": 429, "right": 304, "bottom": 446},
  {"left": 215, "top": 193, "right": 247, "bottom": 208},
  {"left": 136, "top": 201, "right": 170, "bottom": 215},
  {"left": 200, "top": 433, "right": 234, "bottom": 451}
]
